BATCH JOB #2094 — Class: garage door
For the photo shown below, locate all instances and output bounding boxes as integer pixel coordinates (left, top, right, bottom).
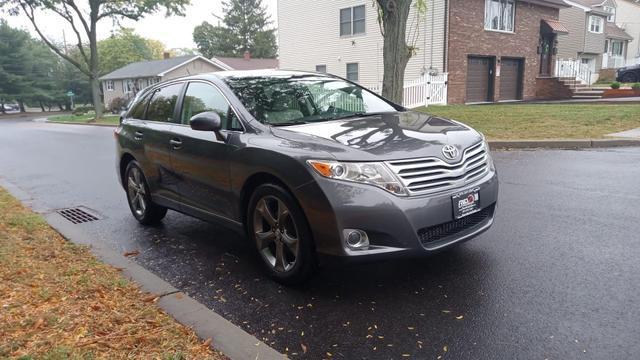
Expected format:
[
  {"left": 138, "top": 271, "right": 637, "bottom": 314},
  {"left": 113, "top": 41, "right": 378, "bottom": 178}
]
[
  {"left": 467, "top": 57, "right": 492, "bottom": 103},
  {"left": 500, "top": 58, "right": 523, "bottom": 101}
]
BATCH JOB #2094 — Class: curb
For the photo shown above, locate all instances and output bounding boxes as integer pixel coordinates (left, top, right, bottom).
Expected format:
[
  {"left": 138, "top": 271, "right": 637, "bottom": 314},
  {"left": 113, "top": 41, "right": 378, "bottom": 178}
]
[
  {"left": 0, "top": 178, "right": 284, "bottom": 360},
  {"left": 488, "top": 139, "right": 640, "bottom": 150}
]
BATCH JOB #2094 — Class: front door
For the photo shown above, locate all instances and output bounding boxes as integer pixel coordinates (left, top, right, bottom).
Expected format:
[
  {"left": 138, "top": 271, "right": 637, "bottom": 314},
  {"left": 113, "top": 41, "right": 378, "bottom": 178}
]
[
  {"left": 171, "top": 81, "right": 243, "bottom": 221},
  {"left": 539, "top": 34, "right": 554, "bottom": 76}
]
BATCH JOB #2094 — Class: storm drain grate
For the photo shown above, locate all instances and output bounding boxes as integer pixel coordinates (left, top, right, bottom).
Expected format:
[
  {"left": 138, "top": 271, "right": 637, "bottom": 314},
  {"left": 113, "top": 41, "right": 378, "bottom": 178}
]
[{"left": 57, "top": 207, "right": 100, "bottom": 224}]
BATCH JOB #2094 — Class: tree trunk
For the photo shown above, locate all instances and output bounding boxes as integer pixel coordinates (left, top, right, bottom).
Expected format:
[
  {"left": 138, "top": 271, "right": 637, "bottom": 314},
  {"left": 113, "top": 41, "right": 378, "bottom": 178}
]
[
  {"left": 18, "top": 100, "right": 26, "bottom": 113},
  {"left": 89, "top": 7, "right": 103, "bottom": 120},
  {"left": 0, "top": 100, "right": 5, "bottom": 114},
  {"left": 377, "top": 0, "right": 413, "bottom": 104},
  {"left": 39, "top": 101, "right": 45, "bottom": 112}
]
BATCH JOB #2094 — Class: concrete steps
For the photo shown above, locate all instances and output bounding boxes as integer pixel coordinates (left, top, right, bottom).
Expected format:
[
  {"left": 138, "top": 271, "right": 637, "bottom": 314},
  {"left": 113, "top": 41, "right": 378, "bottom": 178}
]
[{"left": 560, "top": 77, "right": 604, "bottom": 99}]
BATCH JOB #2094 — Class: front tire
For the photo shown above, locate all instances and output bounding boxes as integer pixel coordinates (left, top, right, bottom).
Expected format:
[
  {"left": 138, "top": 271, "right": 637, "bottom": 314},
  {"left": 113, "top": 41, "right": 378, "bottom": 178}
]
[
  {"left": 125, "top": 161, "right": 167, "bottom": 225},
  {"left": 247, "top": 184, "right": 316, "bottom": 285}
]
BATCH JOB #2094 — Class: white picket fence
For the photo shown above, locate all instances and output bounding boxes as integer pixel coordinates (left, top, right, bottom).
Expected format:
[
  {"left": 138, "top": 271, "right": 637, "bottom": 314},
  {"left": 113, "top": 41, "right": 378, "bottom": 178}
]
[{"left": 365, "top": 73, "right": 448, "bottom": 108}]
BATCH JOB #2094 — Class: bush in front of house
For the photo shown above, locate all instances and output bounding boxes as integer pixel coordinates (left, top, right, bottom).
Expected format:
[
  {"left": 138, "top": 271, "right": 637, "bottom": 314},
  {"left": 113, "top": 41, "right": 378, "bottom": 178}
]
[
  {"left": 109, "top": 97, "right": 129, "bottom": 114},
  {"left": 632, "top": 83, "right": 640, "bottom": 90},
  {"left": 72, "top": 106, "right": 95, "bottom": 116},
  {"left": 610, "top": 82, "right": 621, "bottom": 90}
]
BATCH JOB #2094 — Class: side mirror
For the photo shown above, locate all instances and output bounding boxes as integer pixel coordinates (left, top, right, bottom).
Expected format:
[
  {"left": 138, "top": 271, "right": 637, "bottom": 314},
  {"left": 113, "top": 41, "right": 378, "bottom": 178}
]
[{"left": 190, "top": 111, "right": 226, "bottom": 141}]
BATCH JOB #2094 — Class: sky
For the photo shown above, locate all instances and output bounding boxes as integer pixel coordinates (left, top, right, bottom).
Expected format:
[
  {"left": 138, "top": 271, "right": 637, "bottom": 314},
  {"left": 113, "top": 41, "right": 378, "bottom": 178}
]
[{"left": 5, "top": 0, "right": 278, "bottom": 50}]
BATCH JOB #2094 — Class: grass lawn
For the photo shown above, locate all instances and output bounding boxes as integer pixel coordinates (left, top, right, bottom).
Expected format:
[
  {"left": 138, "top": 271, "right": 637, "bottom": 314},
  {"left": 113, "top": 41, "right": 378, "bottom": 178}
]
[
  {"left": 0, "top": 188, "right": 223, "bottom": 359},
  {"left": 420, "top": 103, "right": 640, "bottom": 140},
  {"left": 48, "top": 114, "right": 119, "bottom": 125}
]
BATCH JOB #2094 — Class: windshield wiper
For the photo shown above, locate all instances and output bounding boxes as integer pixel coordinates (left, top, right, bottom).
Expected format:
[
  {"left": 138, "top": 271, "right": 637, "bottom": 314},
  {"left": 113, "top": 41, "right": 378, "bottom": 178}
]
[
  {"left": 269, "top": 120, "right": 309, "bottom": 127},
  {"left": 329, "top": 112, "right": 380, "bottom": 121}
]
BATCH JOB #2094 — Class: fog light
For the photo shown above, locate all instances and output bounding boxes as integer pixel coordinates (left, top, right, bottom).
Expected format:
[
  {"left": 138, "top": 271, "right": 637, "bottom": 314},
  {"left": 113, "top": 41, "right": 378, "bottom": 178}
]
[{"left": 344, "top": 229, "right": 370, "bottom": 250}]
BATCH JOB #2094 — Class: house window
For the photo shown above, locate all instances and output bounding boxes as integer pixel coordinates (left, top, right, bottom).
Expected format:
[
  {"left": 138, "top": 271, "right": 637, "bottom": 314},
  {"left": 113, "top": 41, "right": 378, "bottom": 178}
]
[
  {"left": 123, "top": 79, "right": 134, "bottom": 94},
  {"left": 611, "top": 40, "right": 623, "bottom": 56},
  {"left": 105, "top": 81, "right": 114, "bottom": 92},
  {"left": 147, "top": 78, "right": 158, "bottom": 87},
  {"left": 589, "top": 15, "right": 603, "bottom": 33},
  {"left": 316, "top": 65, "right": 327, "bottom": 73},
  {"left": 603, "top": 6, "right": 615, "bottom": 22},
  {"left": 340, "top": 5, "right": 365, "bottom": 36},
  {"left": 485, "top": 0, "right": 515, "bottom": 32},
  {"left": 346, "top": 63, "right": 359, "bottom": 82}
]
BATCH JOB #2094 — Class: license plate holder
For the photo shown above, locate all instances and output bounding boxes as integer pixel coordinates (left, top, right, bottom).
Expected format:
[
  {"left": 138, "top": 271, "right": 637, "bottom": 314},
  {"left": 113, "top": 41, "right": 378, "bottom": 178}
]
[{"left": 452, "top": 187, "right": 481, "bottom": 219}]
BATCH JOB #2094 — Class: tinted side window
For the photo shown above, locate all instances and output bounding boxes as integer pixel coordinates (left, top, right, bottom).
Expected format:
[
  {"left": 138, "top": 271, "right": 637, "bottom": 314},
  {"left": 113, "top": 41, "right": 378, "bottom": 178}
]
[
  {"left": 129, "top": 93, "right": 149, "bottom": 119},
  {"left": 144, "top": 83, "right": 183, "bottom": 123},
  {"left": 181, "top": 82, "right": 243, "bottom": 131}
]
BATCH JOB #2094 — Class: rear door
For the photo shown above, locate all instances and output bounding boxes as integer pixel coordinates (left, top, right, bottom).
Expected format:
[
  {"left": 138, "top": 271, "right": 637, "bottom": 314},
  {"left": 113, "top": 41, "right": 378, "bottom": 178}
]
[
  {"left": 170, "top": 81, "right": 244, "bottom": 220},
  {"left": 140, "top": 82, "right": 185, "bottom": 203}
]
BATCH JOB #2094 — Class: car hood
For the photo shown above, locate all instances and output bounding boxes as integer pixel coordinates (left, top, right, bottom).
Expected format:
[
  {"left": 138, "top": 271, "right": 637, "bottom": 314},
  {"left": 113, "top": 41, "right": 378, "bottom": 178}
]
[
  {"left": 270, "top": 111, "right": 483, "bottom": 162},
  {"left": 620, "top": 64, "right": 640, "bottom": 71}
]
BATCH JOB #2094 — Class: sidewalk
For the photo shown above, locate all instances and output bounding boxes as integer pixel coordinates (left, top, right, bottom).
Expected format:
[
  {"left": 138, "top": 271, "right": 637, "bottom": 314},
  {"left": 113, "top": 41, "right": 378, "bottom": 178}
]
[
  {"left": 531, "top": 96, "right": 640, "bottom": 104},
  {"left": 606, "top": 127, "right": 640, "bottom": 139}
]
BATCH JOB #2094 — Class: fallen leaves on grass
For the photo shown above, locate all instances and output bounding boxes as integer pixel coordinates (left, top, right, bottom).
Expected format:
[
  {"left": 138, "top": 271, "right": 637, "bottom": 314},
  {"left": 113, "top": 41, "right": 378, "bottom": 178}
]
[{"left": 0, "top": 189, "right": 223, "bottom": 359}]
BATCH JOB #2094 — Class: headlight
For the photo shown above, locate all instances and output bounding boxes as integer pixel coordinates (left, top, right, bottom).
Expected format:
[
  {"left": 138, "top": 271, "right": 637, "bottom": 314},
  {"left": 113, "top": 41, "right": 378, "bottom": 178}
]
[
  {"left": 481, "top": 134, "right": 495, "bottom": 171},
  {"left": 307, "top": 160, "right": 407, "bottom": 196}
]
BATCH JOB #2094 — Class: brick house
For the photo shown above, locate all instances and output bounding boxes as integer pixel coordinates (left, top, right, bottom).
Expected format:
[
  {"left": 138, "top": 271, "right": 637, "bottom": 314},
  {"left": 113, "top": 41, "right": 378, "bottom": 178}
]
[
  {"left": 448, "top": 0, "right": 569, "bottom": 103},
  {"left": 278, "top": 0, "right": 570, "bottom": 104}
]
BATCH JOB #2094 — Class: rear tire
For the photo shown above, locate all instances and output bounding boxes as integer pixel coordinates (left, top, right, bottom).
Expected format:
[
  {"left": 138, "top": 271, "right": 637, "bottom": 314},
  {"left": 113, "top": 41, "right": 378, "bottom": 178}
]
[
  {"left": 125, "top": 161, "right": 167, "bottom": 225},
  {"left": 247, "top": 183, "right": 316, "bottom": 285}
]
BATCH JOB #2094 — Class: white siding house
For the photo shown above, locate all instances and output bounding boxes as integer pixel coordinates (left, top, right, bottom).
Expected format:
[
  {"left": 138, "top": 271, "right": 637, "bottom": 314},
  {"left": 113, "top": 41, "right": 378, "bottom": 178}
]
[
  {"left": 278, "top": 0, "right": 446, "bottom": 88},
  {"left": 616, "top": 0, "right": 640, "bottom": 65}
]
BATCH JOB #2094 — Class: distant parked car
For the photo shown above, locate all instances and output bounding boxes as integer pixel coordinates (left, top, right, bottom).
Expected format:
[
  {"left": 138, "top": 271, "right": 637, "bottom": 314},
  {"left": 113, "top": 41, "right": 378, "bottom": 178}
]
[
  {"left": 1, "top": 103, "right": 19, "bottom": 112},
  {"left": 115, "top": 70, "right": 499, "bottom": 284},
  {"left": 616, "top": 64, "right": 640, "bottom": 83}
]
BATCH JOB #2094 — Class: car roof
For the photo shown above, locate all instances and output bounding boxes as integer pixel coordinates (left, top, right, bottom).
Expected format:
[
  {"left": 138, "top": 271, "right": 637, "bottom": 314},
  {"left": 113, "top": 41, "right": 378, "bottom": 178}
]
[{"left": 180, "top": 69, "right": 333, "bottom": 82}]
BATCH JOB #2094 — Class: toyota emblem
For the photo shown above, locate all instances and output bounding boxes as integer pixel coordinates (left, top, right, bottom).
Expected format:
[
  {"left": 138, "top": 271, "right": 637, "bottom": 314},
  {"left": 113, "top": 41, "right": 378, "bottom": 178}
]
[{"left": 442, "top": 145, "right": 459, "bottom": 160}]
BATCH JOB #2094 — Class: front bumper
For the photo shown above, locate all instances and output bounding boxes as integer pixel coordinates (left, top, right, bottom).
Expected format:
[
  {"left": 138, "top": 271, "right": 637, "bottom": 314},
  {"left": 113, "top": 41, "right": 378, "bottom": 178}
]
[{"left": 294, "top": 170, "right": 498, "bottom": 262}]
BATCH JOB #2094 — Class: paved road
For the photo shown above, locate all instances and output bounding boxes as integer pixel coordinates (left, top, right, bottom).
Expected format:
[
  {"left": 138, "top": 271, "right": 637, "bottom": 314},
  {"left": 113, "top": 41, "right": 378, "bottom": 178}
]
[{"left": 2, "top": 115, "right": 639, "bottom": 359}]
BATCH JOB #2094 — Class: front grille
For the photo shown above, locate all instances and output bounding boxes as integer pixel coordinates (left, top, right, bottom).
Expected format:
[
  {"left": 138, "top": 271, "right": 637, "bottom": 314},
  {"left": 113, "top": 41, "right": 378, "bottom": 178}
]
[
  {"left": 417, "top": 204, "right": 495, "bottom": 246},
  {"left": 386, "top": 141, "right": 489, "bottom": 195}
]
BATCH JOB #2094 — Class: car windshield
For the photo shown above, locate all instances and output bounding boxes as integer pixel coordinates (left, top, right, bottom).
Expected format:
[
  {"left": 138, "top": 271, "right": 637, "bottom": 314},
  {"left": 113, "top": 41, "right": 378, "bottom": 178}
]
[{"left": 224, "top": 75, "right": 397, "bottom": 126}]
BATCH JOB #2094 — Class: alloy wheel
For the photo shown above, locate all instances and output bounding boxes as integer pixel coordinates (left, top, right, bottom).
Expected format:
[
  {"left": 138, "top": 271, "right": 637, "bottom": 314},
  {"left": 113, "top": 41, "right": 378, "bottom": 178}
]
[
  {"left": 253, "top": 195, "right": 300, "bottom": 273},
  {"left": 127, "top": 167, "right": 147, "bottom": 217}
]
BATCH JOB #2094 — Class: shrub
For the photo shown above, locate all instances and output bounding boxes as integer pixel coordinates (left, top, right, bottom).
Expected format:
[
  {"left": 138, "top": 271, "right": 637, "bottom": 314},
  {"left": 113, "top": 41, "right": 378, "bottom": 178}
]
[
  {"left": 109, "top": 97, "right": 129, "bottom": 114},
  {"left": 610, "top": 82, "right": 621, "bottom": 90},
  {"left": 72, "top": 106, "right": 95, "bottom": 116},
  {"left": 632, "top": 83, "right": 640, "bottom": 90}
]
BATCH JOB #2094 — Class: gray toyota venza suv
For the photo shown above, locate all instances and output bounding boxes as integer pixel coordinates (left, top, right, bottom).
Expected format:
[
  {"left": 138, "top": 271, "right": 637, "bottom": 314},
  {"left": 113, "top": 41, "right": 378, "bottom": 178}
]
[{"left": 115, "top": 70, "right": 498, "bottom": 284}]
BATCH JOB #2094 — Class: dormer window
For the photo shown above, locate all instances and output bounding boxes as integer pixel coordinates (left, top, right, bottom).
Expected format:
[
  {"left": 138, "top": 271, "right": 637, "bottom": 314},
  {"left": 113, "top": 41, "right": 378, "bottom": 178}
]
[{"left": 603, "top": 6, "right": 615, "bottom": 22}]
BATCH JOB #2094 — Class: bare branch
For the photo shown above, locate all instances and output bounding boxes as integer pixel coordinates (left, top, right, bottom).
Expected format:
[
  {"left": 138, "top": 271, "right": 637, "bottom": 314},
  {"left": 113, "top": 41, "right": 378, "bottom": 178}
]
[
  {"left": 60, "top": 1, "right": 90, "bottom": 65},
  {"left": 19, "top": 2, "right": 91, "bottom": 77},
  {"left": 64, "top": 0, "right": 91, "bottom": 37}
]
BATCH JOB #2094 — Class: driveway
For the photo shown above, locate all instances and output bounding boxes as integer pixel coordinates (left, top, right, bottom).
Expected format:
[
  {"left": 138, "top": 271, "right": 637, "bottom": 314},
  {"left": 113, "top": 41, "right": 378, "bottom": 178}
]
[{"left": 1, "top": 115, "right": 639, "bottom": 359}]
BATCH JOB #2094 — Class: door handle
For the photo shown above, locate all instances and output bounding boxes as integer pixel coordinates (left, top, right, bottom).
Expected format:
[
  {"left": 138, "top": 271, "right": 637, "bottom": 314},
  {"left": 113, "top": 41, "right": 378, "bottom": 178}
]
[
  {"left": 134, "top": 131, "right": 144, "bottom": 140},
  {"left": 169, "top": 138, "right": 182, "bottom": 150}
]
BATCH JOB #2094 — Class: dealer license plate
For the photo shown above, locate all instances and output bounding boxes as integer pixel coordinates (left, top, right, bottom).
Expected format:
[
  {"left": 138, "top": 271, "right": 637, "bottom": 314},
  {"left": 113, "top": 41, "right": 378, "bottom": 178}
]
[{"left": 452, "top": 188, "right": 481, "bottom": 219}]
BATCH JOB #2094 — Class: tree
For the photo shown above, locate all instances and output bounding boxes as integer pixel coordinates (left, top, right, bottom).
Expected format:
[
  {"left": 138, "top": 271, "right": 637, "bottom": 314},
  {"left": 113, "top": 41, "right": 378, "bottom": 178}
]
[
  {"left": 193, "top": 0, "right": 277, "bottom": 59},
  {"left": 98, "top": 28, "right": 166, "bottom": 75},
  {"left": 0, "top": 0, "right": 190, "bottom": 119},
  {"left": 0, "top": 20, "right": 65, "bottom": 112},
  {"left": 374, "top": 0, "right": 426, "bottom": 103}
]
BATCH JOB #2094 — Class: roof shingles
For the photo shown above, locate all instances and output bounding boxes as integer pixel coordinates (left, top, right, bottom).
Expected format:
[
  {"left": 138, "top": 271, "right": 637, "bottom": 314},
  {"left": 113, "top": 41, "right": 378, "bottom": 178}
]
[{"left": 99, "top": 55, "right": 198, "bottom": 81}]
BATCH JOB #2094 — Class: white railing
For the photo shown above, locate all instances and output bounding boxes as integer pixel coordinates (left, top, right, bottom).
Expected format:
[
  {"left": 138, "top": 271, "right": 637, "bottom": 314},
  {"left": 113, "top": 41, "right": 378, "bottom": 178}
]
[
  {"left": 555, "top": 59, "right": 593, "bottom": 85},
  {"left": 602, "top": 53, "right": 626, "bottom": 69},
  {"left": 364, "top": 73, "right": 448, "bottom": 108}
]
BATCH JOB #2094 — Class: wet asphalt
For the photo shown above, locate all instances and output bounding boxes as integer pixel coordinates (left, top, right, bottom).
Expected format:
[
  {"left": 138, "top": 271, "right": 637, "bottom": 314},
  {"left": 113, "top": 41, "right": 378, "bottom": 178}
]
[{"left": 1, "top": 115, "right": 639, "bottom": 359}]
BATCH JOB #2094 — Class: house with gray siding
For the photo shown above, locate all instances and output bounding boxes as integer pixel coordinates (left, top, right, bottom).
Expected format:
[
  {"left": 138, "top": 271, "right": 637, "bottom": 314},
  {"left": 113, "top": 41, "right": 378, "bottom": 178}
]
[
  {"left": 557, "top": 0, "right": 633, "bottom": 80},
  {"left": 100, "top": 55, "right": 223, "bottom": 110}
]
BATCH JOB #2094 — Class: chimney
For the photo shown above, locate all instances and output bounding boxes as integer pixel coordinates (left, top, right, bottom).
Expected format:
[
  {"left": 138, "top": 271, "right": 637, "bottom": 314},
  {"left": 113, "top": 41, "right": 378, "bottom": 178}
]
[
  {"left": 163, "top": 52, "right": 171, "bottom": 59},
  {"left": 243, "top": 51, "right": 251, "bottom": 61}
]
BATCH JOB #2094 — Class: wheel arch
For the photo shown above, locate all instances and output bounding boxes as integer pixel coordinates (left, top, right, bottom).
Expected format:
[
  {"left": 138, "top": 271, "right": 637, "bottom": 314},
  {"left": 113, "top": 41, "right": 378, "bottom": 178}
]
[
  {"left": 119, "top": 152, "right": 136, "bottom": 188},
  {"left": 239, "top": 172, "right": 294, "bottom": 229}
]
